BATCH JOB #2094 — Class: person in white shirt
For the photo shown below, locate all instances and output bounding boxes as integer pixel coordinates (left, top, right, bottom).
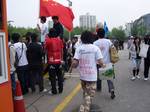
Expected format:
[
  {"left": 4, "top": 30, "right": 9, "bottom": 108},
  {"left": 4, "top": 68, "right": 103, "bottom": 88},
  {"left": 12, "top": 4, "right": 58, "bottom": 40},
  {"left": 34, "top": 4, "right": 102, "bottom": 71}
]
[
  {"left": 94, "top": 28, "right": 115, "bottom": 99},
  {"left": 12, "top": 33, "right": 29, "bottom": 95},
  {"left": 8, "top": 35, "right": 16, "bottom": 95},
  {"left": 70, "top": 31, "right": 105, "bottom": 112},
  {"left": 37, "top": 16, "right": 48, "bottom": 44}
]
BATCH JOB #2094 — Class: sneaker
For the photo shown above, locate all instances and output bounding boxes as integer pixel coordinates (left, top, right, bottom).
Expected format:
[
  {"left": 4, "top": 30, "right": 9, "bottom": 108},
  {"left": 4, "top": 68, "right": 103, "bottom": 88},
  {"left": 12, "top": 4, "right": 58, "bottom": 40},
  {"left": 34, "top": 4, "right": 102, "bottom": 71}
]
[
  {"left": 79, "top": 105, "right": 84, "bottom": 112},
  {"left": 110, "top": 91, "right": 116, "bottom": 99},
  {"left": 48, "top": 91, "right": 57, "bottom": 95},
  {"left": 144, "top": 78, "right": 148, "bottom": 81},
  {"left": 42, "top": 89, "right": 48, "bottom": 93},
  {"left": 131, "top": 76, "right": 136, "bottom": 81},
  {"left": 59, "top": 89, "right": 63, "bottom": 94},
  {"left": 48, "top": 91, "right": 52, "bottom": 95},
  {"left": 136, "top": 75, "right": 140, "bottom": 79}
]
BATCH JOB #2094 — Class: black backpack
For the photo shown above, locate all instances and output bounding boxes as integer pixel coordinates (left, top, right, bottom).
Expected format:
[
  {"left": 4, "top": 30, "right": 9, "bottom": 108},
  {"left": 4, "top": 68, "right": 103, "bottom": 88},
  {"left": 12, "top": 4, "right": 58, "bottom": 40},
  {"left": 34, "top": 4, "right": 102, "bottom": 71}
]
[{"left": 9, "top": 43, "right": 23, "bottom": 68}]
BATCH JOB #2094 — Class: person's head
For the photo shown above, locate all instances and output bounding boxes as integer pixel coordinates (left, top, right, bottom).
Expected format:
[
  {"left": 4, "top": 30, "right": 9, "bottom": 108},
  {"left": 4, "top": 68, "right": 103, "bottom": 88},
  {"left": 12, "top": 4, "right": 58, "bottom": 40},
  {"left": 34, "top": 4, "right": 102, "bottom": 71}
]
[
  {"left": 11, "top": 33, "right": 21, "bottom": 43},
  {"left": 144, "top": 34, "right": 150, "bottom": 44},
  {"left": 145, "top": 34, "right": 150, "bottom": 39},
  {"left": 48, "top": 28, "right": 58, "bottom": 37},
  {"left": 25, "top": 32, "right": 32, "bottom": 43},
  {"left": 40, "top": 16, "right": 47, "bottom": 24},
  {"left": 92, "top": 33, "right": 99, "bottom": 42},
  {"left": 72, "top": 36, "right": 78, "bottom": 43},
  {"left": 52, "top": 16, "right": 59, "bottom": 24},
  {"left": 133, "top": 37, "right": 141, "bottom": 45},
  {"left": 31, "top": 33, "right": 38, "bottom": 42},
  {"left": 130, "top": 36, "right": 134, "bottom": 40},
  {"left": 81, "top": 31, "right": 93, "bottom": 44},
  {"left": 97, "top": 28, "right": 105, "bottom": 38},
  {"left": 21, "top": 37, "right": 26, "bottom": 43}
]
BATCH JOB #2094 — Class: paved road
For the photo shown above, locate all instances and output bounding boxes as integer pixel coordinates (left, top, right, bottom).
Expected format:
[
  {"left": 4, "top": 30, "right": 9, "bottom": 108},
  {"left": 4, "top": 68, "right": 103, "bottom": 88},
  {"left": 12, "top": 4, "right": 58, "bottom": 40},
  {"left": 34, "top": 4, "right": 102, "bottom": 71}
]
[{"left": 25, "top": 49, "right": 150, "bottom": 112}]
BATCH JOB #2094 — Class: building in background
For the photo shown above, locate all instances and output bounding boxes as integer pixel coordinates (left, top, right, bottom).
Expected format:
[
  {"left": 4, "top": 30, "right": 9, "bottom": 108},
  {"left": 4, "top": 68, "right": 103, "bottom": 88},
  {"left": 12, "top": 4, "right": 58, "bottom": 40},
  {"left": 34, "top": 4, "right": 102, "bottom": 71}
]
[
  {"left": 79, "top": 13, "right": 96, "bottom": 29},
  {"left": 125, "top": 22, "right": 133, "bottom": 37},
  {"left": 133, "top": 13, "right": 150, "bottom": 34},
  {"left": 126, "top": 13, "right": 150, "bottom": 37}
]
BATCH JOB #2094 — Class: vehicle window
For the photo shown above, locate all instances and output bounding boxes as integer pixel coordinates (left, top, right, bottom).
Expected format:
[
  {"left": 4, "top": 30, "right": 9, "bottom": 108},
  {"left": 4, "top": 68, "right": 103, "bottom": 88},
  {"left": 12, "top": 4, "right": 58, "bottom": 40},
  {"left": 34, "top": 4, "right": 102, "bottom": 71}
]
[{"left": 0, "top": 33, "right": 8, "bottom": 83}]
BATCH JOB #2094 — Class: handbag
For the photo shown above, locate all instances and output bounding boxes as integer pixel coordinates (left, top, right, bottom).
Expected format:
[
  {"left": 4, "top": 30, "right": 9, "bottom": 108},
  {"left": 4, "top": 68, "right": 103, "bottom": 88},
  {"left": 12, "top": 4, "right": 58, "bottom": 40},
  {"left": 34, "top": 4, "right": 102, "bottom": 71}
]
[
  {"left": 110, "top": 45, "right": 119, "bottom": 63},
  {"left": 139, "top": 43, "right": 149, "bottom": 58},
  {"left": 98, "top": 63, "right": 115, "bottom": 80}
]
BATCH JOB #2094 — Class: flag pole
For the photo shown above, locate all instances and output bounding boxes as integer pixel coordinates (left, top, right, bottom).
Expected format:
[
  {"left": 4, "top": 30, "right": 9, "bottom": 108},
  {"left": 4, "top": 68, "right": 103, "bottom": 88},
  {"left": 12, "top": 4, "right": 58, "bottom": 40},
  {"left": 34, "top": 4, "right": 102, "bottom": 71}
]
[
  {"left": 37, "top": 0, "right": 41, "bottom": 32},
  {"left": 67, "top": 0, "right": 72, "bottom": 40},
  {"left": 38, "top": 0, "right": 40, "bottom": 23}
]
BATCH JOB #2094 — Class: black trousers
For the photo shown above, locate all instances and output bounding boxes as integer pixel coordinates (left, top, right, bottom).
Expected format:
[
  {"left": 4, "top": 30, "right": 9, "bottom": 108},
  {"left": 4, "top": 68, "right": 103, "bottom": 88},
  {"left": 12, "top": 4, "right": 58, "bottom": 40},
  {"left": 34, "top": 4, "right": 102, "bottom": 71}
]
[
  {"left": 48, "top": 64, "right": 63, "bottom": 93},
  {"left": 144, "top": 58, "right": 150, "bottom": 78},
  {"left": 29, "top": 68, "right": 44, "bottom": 92},
  {"left": 16, "top": 65, "right": 29, "bottom": 94}
]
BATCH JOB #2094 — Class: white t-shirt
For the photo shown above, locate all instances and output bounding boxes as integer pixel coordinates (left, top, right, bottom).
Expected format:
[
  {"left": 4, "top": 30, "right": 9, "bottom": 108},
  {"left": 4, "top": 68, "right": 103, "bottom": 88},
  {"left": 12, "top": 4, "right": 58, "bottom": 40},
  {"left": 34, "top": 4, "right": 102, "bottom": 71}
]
[
  {"left": 94, "top": 39, "right": 112, "bottom": 64},
  {"left": 74, "top": 44, "right": 103, "bottom": 81},
  {"left": 74, "top": 40, "right": 82, "bottom": 49},
  {"left": 40, "top": 23, "right": 48, "bottom": 42},
  {"left": 14, "top": 42, "right": 28, "bottom": 66}
]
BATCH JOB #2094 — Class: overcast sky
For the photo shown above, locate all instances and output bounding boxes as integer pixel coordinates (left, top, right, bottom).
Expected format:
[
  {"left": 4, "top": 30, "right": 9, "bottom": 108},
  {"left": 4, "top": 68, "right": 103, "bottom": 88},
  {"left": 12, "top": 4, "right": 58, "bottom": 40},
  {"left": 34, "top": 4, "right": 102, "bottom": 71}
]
[{"left": 7, "top": 0, "right": 150, "bottom": 29}]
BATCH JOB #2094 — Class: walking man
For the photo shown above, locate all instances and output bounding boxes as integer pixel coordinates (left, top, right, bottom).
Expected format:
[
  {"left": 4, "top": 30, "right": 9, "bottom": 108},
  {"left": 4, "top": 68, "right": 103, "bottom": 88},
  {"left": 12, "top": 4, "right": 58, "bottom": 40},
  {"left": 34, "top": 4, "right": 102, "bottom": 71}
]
[
  {"left": 94, "top": 28, "right": 115, "bottom": 99},
  {"left": 70, "top": 31, "right": 105, "bottom": 112}
]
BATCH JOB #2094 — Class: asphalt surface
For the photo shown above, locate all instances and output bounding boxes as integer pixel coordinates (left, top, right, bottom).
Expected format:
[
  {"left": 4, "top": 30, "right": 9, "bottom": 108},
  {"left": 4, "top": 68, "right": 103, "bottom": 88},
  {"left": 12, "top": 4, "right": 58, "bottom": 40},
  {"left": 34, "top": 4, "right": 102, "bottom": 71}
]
[{"left": 25, "top": 48, "right": 150, "bottom": 112}]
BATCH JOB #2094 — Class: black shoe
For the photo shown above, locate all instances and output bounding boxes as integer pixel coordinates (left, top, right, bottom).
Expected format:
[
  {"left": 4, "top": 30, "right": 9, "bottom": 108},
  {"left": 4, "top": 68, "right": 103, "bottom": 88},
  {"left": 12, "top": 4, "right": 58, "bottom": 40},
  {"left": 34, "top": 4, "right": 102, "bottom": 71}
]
[
  {"left": 111, "top": 91, "right": 116, "bottom": 99},
  {"left": 59, "top": 89, "right": 63, "bottom": 94},
  {"left": 97, "top": 88, "right": 101, "bottom": 92},
  {"left": 52, "top": 90, "right": 57, "bottom": 94}
]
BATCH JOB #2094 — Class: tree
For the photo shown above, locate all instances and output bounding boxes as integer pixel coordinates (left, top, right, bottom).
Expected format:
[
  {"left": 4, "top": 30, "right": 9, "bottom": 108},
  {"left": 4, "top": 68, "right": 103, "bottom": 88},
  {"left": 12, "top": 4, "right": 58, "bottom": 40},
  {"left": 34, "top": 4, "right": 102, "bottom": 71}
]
[
  {"left": 131, "top": 25, "right": 138, "bottom": 36},
  {"left": 8, "top": 25, "right": 39, "bottom": 37},
  {"left": 111, "top": 26, "right": 126, "bottom": 41},
  {"left": 63, "top": 27, "right": 95, "bottom": 40},
  {"left": 131, "top": 24, "right": 147, "bottom": 37}
]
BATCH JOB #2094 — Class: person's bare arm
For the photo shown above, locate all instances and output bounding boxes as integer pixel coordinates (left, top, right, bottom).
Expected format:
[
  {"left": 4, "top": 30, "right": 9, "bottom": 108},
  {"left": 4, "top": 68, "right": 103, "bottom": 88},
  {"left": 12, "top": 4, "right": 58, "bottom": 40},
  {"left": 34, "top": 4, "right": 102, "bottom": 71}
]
[
  {"left": 68, "top": 59, "right": 79, "bottom": 73},
  {"left": 37, "top": 24, "right": 41, "bottom": 31},
  {"left": 97, "top": 59, "right": 106, "bottom": 68}
]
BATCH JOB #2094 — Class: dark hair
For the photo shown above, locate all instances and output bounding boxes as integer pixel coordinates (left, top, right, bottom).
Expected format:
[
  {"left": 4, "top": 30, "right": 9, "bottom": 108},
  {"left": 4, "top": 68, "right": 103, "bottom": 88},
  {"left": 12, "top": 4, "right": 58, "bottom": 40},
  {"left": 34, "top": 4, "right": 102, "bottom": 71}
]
[
  {"left": 31, "top": 33, "right": 38, "bottom": 42},
  {"left": 144, "top": 35, "right": 150, "bottom": 45},
  {"left": 81, "top": 31, "right": 93, "bottom": 44},
  {"left": 48, "top": 28, "right": 58, "bottom": 37},
  {"left": 52, "top": 16, "right": 59, "bottom": 20},
  {"left": 133, "top": 37, "right": 141, "bottom": 45},
  {"left": 40, "top": 16, "right": 46, "bottom": 23},
  {"left": 8, "top": 34, "right": 11, "bottom": 42},
  {"left": 72, "top": 36, "right": 78, "bottom": 40},
  {"left": 25, "top": 32, "right": 32, "bottom": 43},
  {"left": 12, "top": 33, "right": 21, "bottom": 43},
  {"left": 97, "top": 28, "right": 105, "bottom": 38}
]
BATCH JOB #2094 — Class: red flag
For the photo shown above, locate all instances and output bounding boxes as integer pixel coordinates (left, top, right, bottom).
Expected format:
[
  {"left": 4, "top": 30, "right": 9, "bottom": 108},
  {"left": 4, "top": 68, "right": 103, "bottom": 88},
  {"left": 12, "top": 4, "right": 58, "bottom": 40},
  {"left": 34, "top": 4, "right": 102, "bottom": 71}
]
[{"left": 40, "top": 0, "right": 74, "bottom": 31}]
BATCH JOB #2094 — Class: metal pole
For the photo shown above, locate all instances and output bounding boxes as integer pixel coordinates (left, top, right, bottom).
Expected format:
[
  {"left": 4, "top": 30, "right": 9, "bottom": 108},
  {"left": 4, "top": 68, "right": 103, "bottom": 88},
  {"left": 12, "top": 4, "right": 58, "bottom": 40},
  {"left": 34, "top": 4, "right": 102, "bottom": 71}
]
[{"left": 67, "top": 0, "right": 72, "bottom": 40}]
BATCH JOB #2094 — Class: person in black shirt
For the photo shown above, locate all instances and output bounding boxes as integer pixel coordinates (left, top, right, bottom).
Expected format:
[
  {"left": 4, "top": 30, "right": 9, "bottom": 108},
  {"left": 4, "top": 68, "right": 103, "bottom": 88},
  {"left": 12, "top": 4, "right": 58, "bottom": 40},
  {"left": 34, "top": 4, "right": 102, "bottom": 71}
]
[
  {"left": 71, "top": 36, "right": 78, "bottom": 56},
  {"left": 144, "top": 35, "right": 150, "bottom": 80},
  {"left": 27, "top": 33, "right": 46, "bottom": 93},
  {"left": 52, "top": 16, "right": 64, "bottom": 39}
]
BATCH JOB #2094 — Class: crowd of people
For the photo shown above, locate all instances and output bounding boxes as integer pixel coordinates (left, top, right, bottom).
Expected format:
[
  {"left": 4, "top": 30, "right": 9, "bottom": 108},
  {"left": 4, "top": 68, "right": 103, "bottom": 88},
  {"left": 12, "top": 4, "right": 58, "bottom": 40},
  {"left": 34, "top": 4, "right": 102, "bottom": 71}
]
[
  {"left": 127, "top": 35, "right": 150, "bottom": 81},
  {"left": 8, "top": 16, "right": 150, "bottom": 112}
]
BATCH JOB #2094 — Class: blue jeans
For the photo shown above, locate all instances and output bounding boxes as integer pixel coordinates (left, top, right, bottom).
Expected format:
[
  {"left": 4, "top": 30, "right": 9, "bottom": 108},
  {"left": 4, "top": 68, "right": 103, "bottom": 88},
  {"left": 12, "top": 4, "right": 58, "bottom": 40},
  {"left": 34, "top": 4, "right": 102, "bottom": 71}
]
[{"left": 11, "top": 72, "right": 16, "bottom": 94}]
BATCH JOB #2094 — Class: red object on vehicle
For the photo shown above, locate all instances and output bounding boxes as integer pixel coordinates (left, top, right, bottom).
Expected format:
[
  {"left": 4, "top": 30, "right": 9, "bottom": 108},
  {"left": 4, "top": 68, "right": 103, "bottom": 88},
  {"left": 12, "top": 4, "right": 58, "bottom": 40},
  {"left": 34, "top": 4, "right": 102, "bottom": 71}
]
[
  {"left": 45, "top": 37, "right": 63, "bottom": 64},
  {"left": 40, "top": 0, "right": 74, "bottom": 31},
  {"left": 14, "top": 81, "right": 26, "bottom": 112}
]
